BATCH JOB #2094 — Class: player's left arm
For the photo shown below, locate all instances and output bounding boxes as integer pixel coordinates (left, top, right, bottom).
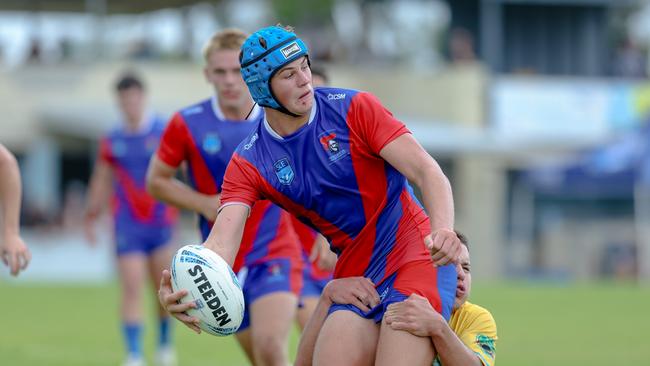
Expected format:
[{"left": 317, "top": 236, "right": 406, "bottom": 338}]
[
  {"left": 385, "top": 294, "right": 487, "bottom": 366},
  {"left": 350, "top": 92, "right": 460, "bottom": 265},
  {"left": 379, "top": 133, "right": 461, "bottom": 265},
  {"left": 0, "top": 144, "right": 31, "bottom": 276}
]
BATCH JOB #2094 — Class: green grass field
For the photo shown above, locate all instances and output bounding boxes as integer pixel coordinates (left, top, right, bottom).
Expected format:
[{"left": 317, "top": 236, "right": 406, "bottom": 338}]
[{"left": 0, "top": 281, "right": 648, "bottom": 365}]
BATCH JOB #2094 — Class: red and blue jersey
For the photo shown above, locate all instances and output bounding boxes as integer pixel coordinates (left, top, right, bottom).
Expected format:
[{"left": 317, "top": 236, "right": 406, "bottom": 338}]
[
  {"left": 220, "top": 87, "right": 432, "bottom": 285},
  {"left": 290, "top": 215, "right": 332, "bottom": 281},
  {"left": 99, "top": 116, "right": 178, "bottom": 229},
  {"left": 156, "top": 97, "right": 301, "bottom": 272}
]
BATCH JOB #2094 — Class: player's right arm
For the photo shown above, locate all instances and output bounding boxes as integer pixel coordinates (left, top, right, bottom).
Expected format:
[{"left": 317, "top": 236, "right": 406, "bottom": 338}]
[
  {"left": 203, "top": 152, "right": 265, "bottom": 265},
  {"left": 0, "top": 144, "right": 31, "bottom": 276},
  {"left": 158, "top": 269, "right": 202, "bottom": 334},
  {"left": 147, "top": 113, "right": 220, "bottom": 221},
  {"left": 157, "top": 203, "right": 248, "bottom": 333},
  {"left": 84, "top": 140, "right": 113, "bottom": 245},
  {"left": 146, "top": 156, "right": 220, "bottom": 221},
  {"left": 203, "top": 204, "right": 249, "bottom": 267},
  {"left": 158, "top": 153, "right": 259, "bottom": 329}
]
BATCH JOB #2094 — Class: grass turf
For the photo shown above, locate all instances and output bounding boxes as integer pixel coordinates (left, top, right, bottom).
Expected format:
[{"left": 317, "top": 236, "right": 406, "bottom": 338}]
[{"left": 0, "top": 281, "right": 648, "bottom": 365}]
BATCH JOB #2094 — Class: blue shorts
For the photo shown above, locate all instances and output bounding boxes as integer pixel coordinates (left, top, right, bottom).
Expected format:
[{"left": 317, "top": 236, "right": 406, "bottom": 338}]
[
  {"left": 328, "top": 260, "right": 457, "bottom": 322},
  {"left": 114, "top": 224, "right": 173, "bottom": 256},
  {"left": 300, "top": 274, "right": 331, "bottom": 298},
  {"left": 298, "top": 266, "right": 332, "bottom": 308},
  {"left": 237, "top": 257, "right": 303, "bottom": 332}
]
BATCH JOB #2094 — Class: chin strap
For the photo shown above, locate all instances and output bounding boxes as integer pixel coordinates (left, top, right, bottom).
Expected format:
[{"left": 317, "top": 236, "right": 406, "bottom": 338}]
[
  {"left": 244, "top": 103, "right": 258, "bottom": 120},
  {"left": 258, "top": 101, "right": 302, "bottom": 118},
  {"left": 273, "top": 105, "right": 301, "bottom": 118}
]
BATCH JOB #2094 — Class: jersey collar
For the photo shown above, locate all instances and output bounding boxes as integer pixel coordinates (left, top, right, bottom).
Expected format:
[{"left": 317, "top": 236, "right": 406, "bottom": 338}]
[
  {"left": 121, "top": 112, "right": 155, "bottom": 135},
  {"left": 263, "top": 102, "right": 317, "bottom": 141},
  {"left": 211, "top": 95, "right": 262, "bottom": 121}
]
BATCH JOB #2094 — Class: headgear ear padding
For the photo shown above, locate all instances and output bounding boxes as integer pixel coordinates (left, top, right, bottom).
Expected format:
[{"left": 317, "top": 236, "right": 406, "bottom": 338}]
[{"left": 240, "top": 26, "right": 309, "bottom": 109}]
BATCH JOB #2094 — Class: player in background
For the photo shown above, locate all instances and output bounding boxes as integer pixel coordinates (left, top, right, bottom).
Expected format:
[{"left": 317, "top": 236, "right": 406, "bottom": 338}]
[
  {"left": 146, "top": 29, "right": 303, "bottom": 366},
  {"left": 159, "top": 25, "right": 462, "bottom": 366},
  {"left": 295, "top": 230, "right": 498, "bottom": 366},
  {"left": 293, "top": 65, "right": 337, "bottom": 330},
  {"left": 84, "top": 73, "right": 178, "bottom": 366},
  {"left": 293, "top": 216, "right": 336, "bottom": 330},
  {"left": 0, "top": 143, "right": 31, "bottom": 276},
  {"left": 310, "top": 65, "right": 329, "bottom": 87}
]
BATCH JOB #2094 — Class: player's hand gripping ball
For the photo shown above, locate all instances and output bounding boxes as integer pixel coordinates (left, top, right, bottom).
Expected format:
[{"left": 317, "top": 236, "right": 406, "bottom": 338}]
[{"left": 170, "top": 245, "right": 244, "bottom": 336}]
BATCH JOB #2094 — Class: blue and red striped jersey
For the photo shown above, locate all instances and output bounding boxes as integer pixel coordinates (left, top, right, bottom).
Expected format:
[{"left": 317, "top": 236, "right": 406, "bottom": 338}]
[
  {"left": 100, "top": 116, "right": 178, "bottom": 227},
  {"left": 290, "top": 215, "right": 332, "bottom": 280},
  {"left": 220, "top": 87, "right": 432, "bottom": 284},
  {"left": 156, "top": 97, "right": 300, "bottom": 272}
]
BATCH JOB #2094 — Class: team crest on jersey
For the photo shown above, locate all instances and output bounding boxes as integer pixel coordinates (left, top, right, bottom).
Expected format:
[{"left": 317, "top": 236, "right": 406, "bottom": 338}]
[
  {"left": 202, "top": 133, "right": 222, "bottom": 154},
  {"left": 273, "top": 157, "right": 294, "bottom": 185},
  {"left": 267, "top": 263, "right": 285, "bottom": 282},
  {"left": 319, "top": 131, "right": 348, "bottom": 163},
  {"left": 320, "top": 133, "right": 340, "bottom": 153}
]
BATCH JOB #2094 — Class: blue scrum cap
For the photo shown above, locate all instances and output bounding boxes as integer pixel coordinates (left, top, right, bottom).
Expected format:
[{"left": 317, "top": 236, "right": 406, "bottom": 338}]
[{"left": 240, "top": 26, "right": 309, "bottom": 109}]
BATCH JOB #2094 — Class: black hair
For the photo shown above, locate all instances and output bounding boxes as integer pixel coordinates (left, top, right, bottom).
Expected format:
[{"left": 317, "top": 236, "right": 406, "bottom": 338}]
[
  {"left": 310, "top": 65, "right": 329, "bottom": 84},
  {"left": 115, "top": 73, "right": 145, "bottom": 92},
  {"left": 454, "top": 230, "right": 469, "bottom": 252}
]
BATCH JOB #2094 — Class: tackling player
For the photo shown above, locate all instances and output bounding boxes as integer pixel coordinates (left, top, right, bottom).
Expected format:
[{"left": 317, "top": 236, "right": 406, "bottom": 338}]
[
  {"left": 295, "top": 231, "right": 498, "bottom": 366},
  {"left": 385, "top": 231, "right": 498, "bottom": 366},
  {"left": 146, "top": 29, "right": 302, "bottom": 366},
  {"left": 0, "top": 143, "right": 31, "bottom": 276},
  {"left": 160, "top": 25, "right": 462, "bottom": 365},
  {"left": 292, "top": 215, "right": 336, "bottom": 330},
  {"left": 84, "top": 73, "right": 178, "bottom": 366}
]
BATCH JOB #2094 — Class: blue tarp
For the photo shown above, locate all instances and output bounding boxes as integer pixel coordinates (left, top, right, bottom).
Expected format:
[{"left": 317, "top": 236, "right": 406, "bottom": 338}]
[{"left": 524, "top": 118, "right": 650, "bottom": 199}]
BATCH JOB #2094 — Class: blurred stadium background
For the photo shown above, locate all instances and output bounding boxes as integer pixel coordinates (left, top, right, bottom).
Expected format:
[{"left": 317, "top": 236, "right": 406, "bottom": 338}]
[{"left": 1, "top": 0, "right": 650, "bottom": 365}]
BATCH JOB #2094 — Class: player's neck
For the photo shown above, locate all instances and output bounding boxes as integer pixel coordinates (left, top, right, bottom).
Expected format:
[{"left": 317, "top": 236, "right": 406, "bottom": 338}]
[
  {"left": 124, "top": 113, "right": 145, "bottom": 132},
  {"left": 219, "top": 99, "right": 255, "bottom": 121},
  {"left": 265, "top": 108, "right": 310, "bottom": 137}
]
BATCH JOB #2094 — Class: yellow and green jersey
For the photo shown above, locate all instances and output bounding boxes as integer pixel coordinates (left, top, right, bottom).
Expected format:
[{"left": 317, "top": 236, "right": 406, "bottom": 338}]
[{"left": 434, "top": 301, "right": 498, "bottom": 366}]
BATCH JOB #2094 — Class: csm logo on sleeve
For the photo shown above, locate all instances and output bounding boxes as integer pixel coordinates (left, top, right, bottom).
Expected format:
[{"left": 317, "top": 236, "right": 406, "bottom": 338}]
[{"left": 327, "top": 93, "right": 346, "bottom": 100}]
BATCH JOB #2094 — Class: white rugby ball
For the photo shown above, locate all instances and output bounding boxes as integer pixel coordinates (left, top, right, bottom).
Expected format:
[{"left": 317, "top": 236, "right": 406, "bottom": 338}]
[{"left": 170, "top": 245, "right": 245, "bottom": 336}]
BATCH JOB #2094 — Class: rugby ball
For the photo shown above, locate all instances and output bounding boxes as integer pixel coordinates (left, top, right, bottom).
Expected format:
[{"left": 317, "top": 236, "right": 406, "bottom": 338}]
[{"left": 170, "top": 245, "right": 244, "bottom": 336}]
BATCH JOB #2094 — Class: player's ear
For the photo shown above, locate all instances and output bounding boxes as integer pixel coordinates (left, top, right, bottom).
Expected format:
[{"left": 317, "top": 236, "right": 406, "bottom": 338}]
[{"left": 202, "top": 65, "right": 210, "bottom": 81}]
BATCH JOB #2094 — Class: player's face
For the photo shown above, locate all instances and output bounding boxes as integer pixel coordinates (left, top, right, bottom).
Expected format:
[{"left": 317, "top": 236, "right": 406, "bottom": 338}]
[
  {"left": 117, "top": 87, "right": 146, "bottom": 124},
  {"left": 204, "top": 49, "right": 251, "bottom": 110},
  {"left": 270, "top": 57, "right": 313, "bottom": 116},
  {"left": 454, "top": 245, "right": 471, "bottom": 310}
]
